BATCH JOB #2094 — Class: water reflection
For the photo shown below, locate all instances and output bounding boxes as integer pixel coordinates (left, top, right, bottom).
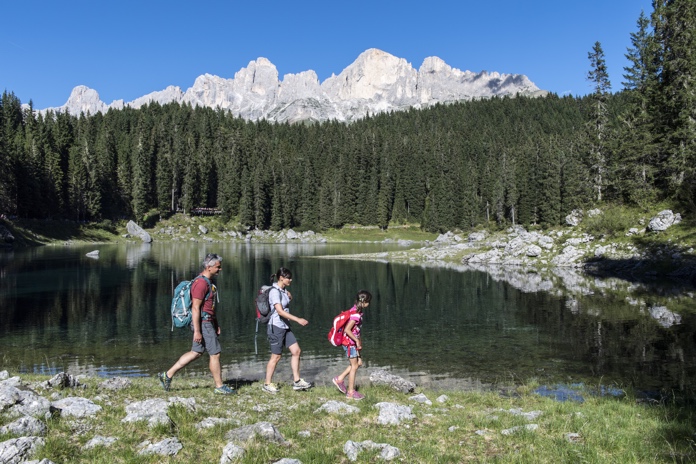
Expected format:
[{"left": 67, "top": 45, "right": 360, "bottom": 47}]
[{"left": 0, "top": 242, "right": 694, "bottom": 393}]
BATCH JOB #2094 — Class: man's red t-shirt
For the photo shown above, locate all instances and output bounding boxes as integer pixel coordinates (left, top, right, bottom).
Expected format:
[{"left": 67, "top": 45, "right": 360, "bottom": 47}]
[{"left": 190, "top": 276, "right": 216, "bottom": 320}]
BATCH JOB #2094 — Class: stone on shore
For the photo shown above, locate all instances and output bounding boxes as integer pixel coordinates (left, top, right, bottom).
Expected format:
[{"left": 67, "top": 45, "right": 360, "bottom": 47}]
[
  {"left": 369, "top": 370, "right": 416, "bottom": 393},
  {"left": 126, "top": 220, "right": 152, "bottom": 243}
]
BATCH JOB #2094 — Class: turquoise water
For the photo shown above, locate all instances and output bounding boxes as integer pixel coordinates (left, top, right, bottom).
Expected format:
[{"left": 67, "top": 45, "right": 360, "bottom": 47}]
[{"left": 1, "top": 242, "right": 694, "bottom": 392}]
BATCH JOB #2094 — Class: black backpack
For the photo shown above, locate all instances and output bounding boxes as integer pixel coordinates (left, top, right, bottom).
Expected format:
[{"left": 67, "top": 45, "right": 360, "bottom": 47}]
[{"left": 255, "top": 285, "right": 280, "bottom": 324}]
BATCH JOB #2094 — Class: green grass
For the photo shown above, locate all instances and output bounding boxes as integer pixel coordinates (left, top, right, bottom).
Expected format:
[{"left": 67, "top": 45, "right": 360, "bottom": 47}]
[
  {"left": 2, "top": 218, "right": 123, "bottom": 246},
  {"left": 2, "top": 374, "right": 695, "bottom": 463},
  {"left": 323, "top": 223, "right": 437, "bottom": 242}
]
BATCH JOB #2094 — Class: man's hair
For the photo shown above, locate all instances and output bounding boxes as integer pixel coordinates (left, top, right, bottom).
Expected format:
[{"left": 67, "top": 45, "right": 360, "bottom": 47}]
[{"left": 203, "top": 253, "right": 222, "bottom": 268}]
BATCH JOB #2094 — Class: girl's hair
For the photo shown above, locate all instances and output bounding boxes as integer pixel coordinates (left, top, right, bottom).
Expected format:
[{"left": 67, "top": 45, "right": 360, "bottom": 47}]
[
  {"left": 355, "top": 290, "right": 372, "bottom": 311},
  {"left": 271, "top": 267, "right": 292, "bottom": 283}
]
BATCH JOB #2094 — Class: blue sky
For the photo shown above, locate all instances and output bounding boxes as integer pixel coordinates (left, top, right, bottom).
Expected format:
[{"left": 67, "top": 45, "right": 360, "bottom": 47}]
[{"left": 2, "top": 0, "right": 653, "bottom": 110}]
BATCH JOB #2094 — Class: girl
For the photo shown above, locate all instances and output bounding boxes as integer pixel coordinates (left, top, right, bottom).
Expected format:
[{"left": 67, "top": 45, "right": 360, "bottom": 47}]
[
  {"left": 332, "top": 290, "right": 372, "bottom": 400},
  {"left": 263, "top": 267, "right": 313, "bottom": 393}
]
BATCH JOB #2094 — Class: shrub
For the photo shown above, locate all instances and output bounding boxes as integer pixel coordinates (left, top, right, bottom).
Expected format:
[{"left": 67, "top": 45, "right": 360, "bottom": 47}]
[
  {"left": 142, "top": 209, "right": 160, "bottom": 228},
  {"left": 582, "top": 206, "right": 636, "bottom": 237}
]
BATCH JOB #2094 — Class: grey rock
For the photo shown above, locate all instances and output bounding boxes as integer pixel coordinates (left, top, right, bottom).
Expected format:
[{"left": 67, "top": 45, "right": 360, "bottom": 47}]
[
  {"left": 273, "top": 459, "right": 303, "bottom": 464},
  {"left": 196, "top": 417, "right": 240, "bottom": 429},
  {"left": 436, "top": 395, "right": 449, "bottom": 403},
  {"left": 137, "top": 437, "right": 182, "bottom": 456},
  {"left": 0, "top": 385, "right": 21, "bottom": 410},
  {"left": 369, "top": 369, "right": 416, "bottom": 393},
  {"left": 648, "top": 306, "right": 682, "bottom": 328},
  {"left": 374, "top": 402, "right": 415, "bottom": 425},
  {"left": 297, "top": 430, "right": 311, "bottom": 438},
  {"left": 8, "top": 390, "right": 53, "bottom": 420},
  {"left": 409, "top": 393, "right": 432, "bottom": 405},
  {"left": 0, "top": 376, "right": 22, "bottom": 388},
  {"left": 648, "top": 210, "right": 681, "bottom": 232},
  {"left": 587, "top": 208, "right": 602, "bottom": 218},
  {"left": 565, "top": 209, "right": 583, "bottom": 226},
  {"left": 286, "top": 229, "right": 298, "bottom": 240},
  {"left": 83, "top": 435, "right": 118, "bottom": 450},
  {"left": 526, "top": 245, "right": 542, "bottom": 257},
  {"left": 468, "top": 231, "right": 487, "bottom": 242},
  {"left": 0, "top": 437, "right": 45, "bottom": 464},
  {"left": 551, "top": 245, "right": 586, "bottom": 267},
  {"left": 121, "top": 398, "right": 170, "bottom": 427},
  {"left": 168, "top": 396, "right": 197, "bottom": 411},
  {"left": 503, "top": 408, "right": 543, "bottom": 421},
  {"left": 98, "top": 377, "right": 131, "bottom": 391},
  {"left": 0, "top": 370, "right": 8, "bottom": 380},
  {"left": 314, "top": 400, "right": 361, "bottom": 415},
  {"left": 225, "top": 422, "right": 288, "bottom": 446},
  {"left": 219, "top": 442, "right": 245, "bottom": 463},
  {"left": 51, "top": 396, "right": 102, "bottom": 418},
  {"left": 126, "top": 220, "right": 152, "bottom": 243},
  {"left": 44, "top": 372, "right": 81, "bottom": 389},
  {"left": 501, "top": 424, "right": 539, "bottom": 435},
  {"left": 199, "top": 225, "right": 208, "bottom": 234},
  {"left": 344, "top": 440, "right": 401, "bottom": 462},
  {"left": 0, "top": 416, "right": 47, "bottom": 437}
]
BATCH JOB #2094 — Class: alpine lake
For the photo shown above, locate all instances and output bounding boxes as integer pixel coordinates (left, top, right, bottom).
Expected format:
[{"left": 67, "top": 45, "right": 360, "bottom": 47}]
[{"left": 1, "top": 241, "right": 695, "bottom": 397}]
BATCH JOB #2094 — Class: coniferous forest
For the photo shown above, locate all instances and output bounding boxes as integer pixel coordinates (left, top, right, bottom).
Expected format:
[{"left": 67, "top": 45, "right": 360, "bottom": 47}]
[{"left": 1, "top": 1, "right": 694, "bottom": 233}]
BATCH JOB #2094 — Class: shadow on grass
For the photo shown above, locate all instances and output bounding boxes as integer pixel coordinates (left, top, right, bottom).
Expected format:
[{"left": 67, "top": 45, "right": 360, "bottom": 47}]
[
  {"left": 583, "top": 241, "right": 696, "bottom": 290},
  {"left": 2, "top": 219, "right": 118, "bottom": 246}
]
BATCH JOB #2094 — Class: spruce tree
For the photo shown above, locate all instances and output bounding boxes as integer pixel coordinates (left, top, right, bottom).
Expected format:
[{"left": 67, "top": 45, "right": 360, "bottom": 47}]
[
  {"left": 615, "top": 9, "right": 659, "bottom": 206},
  {"left": 657, "top": 0, "right": 696, "bottom": 208},
  {"left": 586, "top": 41, "right": 613, "bottom": 203}
]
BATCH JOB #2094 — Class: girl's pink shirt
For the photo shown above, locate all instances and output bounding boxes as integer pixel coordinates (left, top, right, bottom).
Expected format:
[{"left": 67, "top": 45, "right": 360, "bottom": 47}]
[{"left": 343, "top": 305, "right": 363, "bottom": 346}]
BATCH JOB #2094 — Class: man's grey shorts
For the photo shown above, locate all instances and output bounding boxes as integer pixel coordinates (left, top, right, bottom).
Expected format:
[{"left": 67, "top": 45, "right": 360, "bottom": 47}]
[
  {"left": 191, "top": 321, "right": 221, "bottom": 355},
  {"left": 267, "top": 326, "right": 297, "bottom": 355}
]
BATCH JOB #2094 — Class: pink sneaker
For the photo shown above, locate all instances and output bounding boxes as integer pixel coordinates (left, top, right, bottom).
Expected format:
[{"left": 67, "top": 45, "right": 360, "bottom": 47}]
[
  {"left": 332, "top": 377, "right": 347, "bottom": 394},
  {"left": 346, "top": 390, "right": 365, "bottom": 400}
]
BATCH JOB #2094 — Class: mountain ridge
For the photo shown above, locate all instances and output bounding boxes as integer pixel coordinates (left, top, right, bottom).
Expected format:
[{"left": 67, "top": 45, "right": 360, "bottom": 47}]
[{"left": 39, "top": 48, "right": 547, "bottom": 123}]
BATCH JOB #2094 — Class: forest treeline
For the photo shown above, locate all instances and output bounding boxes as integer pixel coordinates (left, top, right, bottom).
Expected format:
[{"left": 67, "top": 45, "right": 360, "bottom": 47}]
[{"left": 1, "top": 1, "right": 694, "bottom": 232}]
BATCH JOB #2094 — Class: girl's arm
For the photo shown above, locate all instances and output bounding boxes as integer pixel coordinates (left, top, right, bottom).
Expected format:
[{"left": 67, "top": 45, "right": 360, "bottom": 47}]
[{"left": 343, "top": 320, "right": 361, "bottom": 349}]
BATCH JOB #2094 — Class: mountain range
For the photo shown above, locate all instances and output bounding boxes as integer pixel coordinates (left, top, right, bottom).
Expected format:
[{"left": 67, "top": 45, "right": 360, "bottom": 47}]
[{"left": 40, "top": 48, "right": 547, "bottom": 123}]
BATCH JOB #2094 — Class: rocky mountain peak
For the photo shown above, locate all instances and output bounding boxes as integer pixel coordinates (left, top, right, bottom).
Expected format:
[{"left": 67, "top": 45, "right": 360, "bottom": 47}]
[{"left": 39, "top": 48, "right": 546, "bottom": 123}]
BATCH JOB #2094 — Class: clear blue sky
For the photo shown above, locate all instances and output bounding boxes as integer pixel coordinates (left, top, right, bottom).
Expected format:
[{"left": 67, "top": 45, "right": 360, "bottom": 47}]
[{"left": 2, "top": 0, "right": 654, "bottom": 110}]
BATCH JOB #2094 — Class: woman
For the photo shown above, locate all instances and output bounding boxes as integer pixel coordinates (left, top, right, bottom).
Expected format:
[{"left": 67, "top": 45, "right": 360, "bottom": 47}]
[{"left": 263, "top": 267, "right": 313, "bottom": 393}]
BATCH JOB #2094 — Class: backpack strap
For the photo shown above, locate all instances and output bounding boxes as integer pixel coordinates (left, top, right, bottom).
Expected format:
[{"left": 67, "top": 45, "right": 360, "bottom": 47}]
[
  {"left": 269, "top": 286, "right": 282, "bottom": 317},
  {"left": 192, "top": 275, "right": 214, "bottom": 320}
]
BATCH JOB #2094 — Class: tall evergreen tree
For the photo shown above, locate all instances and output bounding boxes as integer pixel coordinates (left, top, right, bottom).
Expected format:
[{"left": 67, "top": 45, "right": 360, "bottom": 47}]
[
  {"left": 656, "top": 0, "right": 696, "bottom": 208},
  {"left": 586, "top": 41, "right": 613, "bottom": 202},
  {"left": 615, "top": 10, "right": 659, "bottom": 206}
]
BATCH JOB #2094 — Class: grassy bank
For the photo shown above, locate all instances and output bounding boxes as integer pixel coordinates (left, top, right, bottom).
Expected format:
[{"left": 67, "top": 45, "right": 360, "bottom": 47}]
[{"left": 2, "top": 373, "right": 695, "bottom": 463}]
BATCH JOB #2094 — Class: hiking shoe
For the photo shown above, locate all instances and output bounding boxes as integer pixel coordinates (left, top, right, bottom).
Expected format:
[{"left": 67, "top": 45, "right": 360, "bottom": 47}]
[
  {"left": 346, "top": 390, "right": 365, "bottom": 400},
  {"left": 293, "top": 378, "right": 313, "bottom": 391},
  {"left": 332, "top": 377, "right": 347, "bottom": 394},
  {"left": 263, "top": 383, "right": 280, "bottom": 394},
  {"left": 214, "top": 385, "right": 236, "bottom": 395},
  {"left": 158, "top": 372, "right": 171, "bottom": 391}
]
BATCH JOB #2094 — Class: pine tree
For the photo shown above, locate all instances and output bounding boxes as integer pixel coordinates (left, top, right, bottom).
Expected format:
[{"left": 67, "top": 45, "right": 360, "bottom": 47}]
[
  {"left": 586, "top": 41, "right": 612, "bottom": 202},
  {"left": 615, "top": 10, "right": 659, "bottom": 206},
  {"left": 656, "top": 0, "right": 696, "bottom": 208}
]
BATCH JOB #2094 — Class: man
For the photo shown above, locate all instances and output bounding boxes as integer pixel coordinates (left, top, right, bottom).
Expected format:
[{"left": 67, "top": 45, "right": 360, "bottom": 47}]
[{"left": 159, "top": 253, "right": 235, "bottom": 394}]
